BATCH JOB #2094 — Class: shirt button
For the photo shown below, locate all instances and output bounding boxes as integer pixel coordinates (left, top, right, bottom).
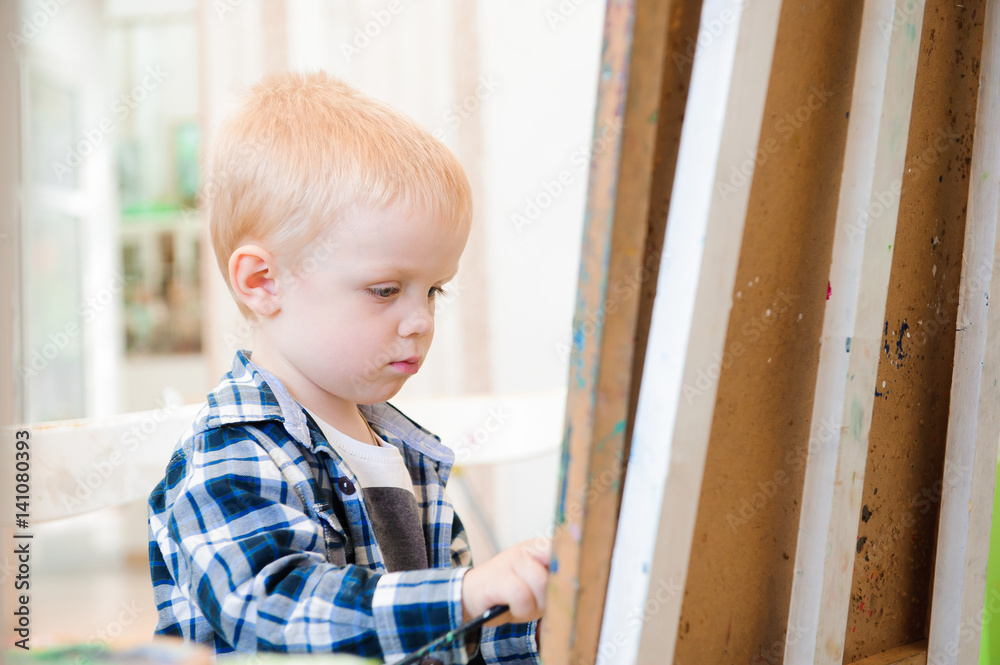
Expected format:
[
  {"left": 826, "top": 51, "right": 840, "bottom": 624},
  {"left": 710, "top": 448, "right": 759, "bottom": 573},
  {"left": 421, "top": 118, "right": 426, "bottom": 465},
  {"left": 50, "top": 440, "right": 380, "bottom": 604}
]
[
  {"left": 337, "top": 477, "right": 356, "bottom": 495},
  {"left": 419, "top": 658, "right": 443, "bottom": 665}
]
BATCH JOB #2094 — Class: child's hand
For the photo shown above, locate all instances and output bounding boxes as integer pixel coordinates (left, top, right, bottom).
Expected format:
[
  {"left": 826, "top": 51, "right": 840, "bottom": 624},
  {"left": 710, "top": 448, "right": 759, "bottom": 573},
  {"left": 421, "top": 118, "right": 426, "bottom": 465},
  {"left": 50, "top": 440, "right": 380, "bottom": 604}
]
[{"left": 461, "top": 538, "right": 551, "bottom": 625}]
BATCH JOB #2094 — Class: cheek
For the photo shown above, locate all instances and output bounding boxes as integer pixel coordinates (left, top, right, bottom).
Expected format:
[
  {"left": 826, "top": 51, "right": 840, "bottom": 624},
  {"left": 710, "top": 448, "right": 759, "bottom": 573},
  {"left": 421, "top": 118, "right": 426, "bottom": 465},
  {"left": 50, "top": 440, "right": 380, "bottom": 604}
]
[{"left": 340, "top": 325, "right": 398, "bottom": 369}]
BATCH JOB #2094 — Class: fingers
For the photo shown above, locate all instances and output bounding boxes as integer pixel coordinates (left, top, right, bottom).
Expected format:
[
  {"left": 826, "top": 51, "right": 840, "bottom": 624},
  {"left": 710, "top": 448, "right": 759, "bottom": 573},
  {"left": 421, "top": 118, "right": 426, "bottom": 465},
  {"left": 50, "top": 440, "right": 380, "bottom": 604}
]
[
  {"left": 522, "top": 537, "right": 552, "bottom": 568},
  {"left": 512, "top": 550, "right": 548, "bottom": 617},
  {"left": 504, "top": 577, "right": 541, "bottom": 623},
  {"left": 461, "top": 566, "right": 493, "bottom": 621},
  {"left": 462, "top": 538, "right": 553, "bottom": 625},
  {"left": 494, "top": 542, "right": 549, "bottom": 622}
]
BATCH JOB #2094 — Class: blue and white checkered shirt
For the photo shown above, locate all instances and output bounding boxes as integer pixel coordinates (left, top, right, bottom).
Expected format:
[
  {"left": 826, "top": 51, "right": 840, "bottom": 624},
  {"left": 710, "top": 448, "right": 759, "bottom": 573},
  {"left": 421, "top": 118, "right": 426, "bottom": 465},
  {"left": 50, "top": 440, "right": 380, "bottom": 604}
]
[{"left": 148, "top": 350, "right": 540, "bottom": 663}]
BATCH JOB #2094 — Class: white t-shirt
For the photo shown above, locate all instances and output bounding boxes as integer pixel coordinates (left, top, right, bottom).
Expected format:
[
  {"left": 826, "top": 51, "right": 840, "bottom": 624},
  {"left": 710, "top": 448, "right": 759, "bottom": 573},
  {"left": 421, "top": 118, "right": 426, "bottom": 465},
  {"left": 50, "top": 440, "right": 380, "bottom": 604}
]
[{"left": 309, "top": 411, "right": 429, "bottom": 571}]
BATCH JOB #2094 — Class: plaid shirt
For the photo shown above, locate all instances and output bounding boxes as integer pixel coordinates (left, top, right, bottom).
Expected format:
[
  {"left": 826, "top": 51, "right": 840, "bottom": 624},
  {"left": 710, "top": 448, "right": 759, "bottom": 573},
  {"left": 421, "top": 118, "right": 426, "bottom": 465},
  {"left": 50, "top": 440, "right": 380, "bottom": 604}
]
[{"left": 148, "top": 350, "right": 540, "bottom": 664}]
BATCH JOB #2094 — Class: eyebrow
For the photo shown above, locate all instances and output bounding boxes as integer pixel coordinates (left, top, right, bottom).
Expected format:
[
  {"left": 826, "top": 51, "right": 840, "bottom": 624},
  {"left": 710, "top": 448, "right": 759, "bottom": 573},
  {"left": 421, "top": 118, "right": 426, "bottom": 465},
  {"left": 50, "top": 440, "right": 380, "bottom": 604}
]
[{"left": 364, "top": 267, "right": 459, "bottom": 284}]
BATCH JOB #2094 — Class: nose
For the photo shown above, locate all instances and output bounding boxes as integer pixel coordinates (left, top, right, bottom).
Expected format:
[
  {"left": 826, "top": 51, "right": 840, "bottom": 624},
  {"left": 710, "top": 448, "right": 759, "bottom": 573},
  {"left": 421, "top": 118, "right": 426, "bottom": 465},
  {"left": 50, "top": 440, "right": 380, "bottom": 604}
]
[{"left": 398, "top": 301, "right": 433, "bottom": 338}]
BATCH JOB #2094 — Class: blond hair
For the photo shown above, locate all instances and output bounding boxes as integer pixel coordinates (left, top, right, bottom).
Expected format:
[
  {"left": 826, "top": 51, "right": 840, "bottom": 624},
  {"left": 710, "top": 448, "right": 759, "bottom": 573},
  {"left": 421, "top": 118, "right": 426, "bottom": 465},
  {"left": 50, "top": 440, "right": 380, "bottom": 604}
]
[{"left": 205, "top": 70, "right": 472, "bottom": 318}]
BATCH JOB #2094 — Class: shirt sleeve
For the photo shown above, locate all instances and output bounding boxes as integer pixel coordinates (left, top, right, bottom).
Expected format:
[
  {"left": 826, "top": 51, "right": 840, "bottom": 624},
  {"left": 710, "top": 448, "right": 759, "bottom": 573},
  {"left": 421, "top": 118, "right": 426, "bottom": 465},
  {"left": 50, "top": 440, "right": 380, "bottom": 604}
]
[
  {"left": 479, "top": 624, "right": 540, "bottom": 664},
  {"left": 448, "top": 510, "right": 542, "bottom": 664},
  {"left": 152, "top": 430, "right": 470, "bottom": 659}
]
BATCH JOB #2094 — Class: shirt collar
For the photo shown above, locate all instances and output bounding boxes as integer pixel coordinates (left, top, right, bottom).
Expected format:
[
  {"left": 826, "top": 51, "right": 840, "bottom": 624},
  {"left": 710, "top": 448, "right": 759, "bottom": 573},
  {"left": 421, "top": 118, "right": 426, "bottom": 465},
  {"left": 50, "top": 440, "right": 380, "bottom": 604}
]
[{"left": 194, "top": 350, "right": 454, "bottom": 467}]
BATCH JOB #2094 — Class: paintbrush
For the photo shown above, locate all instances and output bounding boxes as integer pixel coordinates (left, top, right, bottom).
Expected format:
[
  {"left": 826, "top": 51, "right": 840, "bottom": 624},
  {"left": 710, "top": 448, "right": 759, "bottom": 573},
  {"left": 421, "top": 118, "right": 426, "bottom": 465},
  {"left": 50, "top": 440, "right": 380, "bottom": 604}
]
[{"left": 396, "top": 604, "right": 509, "bottom": 665}]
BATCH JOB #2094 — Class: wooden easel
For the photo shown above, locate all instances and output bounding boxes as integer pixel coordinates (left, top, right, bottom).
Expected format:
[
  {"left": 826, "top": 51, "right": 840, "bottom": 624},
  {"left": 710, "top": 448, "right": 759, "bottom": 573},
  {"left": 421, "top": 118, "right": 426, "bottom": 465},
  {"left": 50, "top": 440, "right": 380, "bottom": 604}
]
[{"left": 543, "top": 1, "right": 1000, "bottom": 664}]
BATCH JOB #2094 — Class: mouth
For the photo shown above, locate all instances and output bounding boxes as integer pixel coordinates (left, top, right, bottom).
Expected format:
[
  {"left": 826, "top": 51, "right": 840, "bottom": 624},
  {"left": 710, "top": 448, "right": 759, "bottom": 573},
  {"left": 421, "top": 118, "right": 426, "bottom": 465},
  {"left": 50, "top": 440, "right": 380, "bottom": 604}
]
[{"left": 389, "top": 356, "right": 421, "bottom": 375}]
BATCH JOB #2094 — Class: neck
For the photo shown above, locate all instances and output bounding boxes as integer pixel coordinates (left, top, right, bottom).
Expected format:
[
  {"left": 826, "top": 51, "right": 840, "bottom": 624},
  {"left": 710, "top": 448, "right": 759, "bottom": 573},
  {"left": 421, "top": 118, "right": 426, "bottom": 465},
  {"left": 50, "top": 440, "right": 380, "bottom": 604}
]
[{"left": 249, "top": 332, "right": 371, "bottom": 443}]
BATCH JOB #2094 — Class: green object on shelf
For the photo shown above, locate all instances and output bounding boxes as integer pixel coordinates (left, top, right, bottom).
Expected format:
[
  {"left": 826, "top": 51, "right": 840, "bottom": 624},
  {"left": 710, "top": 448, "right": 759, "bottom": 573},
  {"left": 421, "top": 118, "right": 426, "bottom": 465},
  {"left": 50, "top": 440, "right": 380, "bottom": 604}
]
[{"left": 120, "top": 201, "right": 188, "bottom": 220}]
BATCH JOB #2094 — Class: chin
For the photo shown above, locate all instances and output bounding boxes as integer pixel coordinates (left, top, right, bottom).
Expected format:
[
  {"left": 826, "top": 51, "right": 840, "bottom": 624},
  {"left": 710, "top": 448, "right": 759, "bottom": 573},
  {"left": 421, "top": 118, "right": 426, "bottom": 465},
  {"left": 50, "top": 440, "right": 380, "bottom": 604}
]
[{"left": 359, "top": 383, "right": 406, "bottom": 405}]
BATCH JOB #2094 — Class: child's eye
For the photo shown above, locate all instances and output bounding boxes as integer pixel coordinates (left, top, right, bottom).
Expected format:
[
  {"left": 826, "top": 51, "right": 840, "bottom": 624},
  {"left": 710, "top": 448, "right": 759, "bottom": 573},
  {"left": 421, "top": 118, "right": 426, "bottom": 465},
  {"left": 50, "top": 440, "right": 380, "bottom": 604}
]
[
  {"left": 428, "top": 286, "right": 447, "bottom": 299},
  {"left": 368, "top": 286, "right": 399, "bottom": 299}
]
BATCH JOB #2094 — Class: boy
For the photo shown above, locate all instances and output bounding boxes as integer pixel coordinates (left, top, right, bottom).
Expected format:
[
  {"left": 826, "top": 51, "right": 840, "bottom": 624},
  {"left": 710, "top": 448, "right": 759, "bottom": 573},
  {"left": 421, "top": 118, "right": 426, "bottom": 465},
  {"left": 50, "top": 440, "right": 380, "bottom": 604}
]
[{"left": 147, "top": 71, "right": 549, "bottom": 664}]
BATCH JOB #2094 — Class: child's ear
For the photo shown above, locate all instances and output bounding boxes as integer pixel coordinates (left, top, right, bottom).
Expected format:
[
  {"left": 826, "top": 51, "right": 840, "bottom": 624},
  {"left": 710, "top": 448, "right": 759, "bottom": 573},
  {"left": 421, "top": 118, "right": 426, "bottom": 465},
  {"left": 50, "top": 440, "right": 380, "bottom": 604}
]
[{"left": 229, "top": 245, "right": 282, "bottom": 317}]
